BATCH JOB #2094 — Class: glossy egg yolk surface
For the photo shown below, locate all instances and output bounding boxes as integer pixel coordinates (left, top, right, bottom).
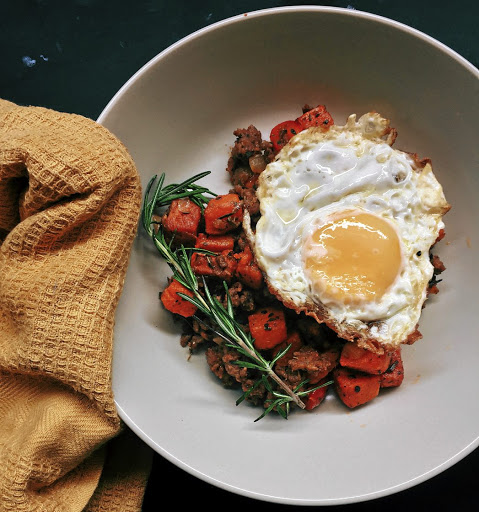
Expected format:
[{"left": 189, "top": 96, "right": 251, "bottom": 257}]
[{"left": 304, "top": 212, "right": 402, "bottom": 305}]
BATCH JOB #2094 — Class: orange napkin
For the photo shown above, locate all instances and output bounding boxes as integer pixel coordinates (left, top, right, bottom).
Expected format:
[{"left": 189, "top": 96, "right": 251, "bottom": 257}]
[{"left": 0, "top": 99, "right": 152, "bottom": 511}]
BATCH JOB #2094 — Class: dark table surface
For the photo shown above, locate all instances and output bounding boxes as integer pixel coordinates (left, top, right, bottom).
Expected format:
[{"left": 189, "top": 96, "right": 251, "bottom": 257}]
[{"left": 2, "top": 1, "right": 478, "bottom": 510}]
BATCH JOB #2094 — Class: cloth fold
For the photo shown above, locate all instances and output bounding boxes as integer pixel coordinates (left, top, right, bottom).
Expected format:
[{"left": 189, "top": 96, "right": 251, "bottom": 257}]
[{"left": 0, "top": 99, "right": 152, "bottom": 511}]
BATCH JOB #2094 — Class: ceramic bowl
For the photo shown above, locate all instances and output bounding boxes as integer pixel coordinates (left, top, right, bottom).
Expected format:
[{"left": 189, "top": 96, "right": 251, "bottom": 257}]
[{"left": 98, "top": 6, "right": 479, "bottom": 505}]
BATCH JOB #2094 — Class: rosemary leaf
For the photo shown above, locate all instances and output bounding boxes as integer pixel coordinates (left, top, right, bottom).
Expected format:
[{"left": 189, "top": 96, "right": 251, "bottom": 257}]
[
  {"left": 261, "top": 375, "right": 274, "bottom": 394},
  {"left": 296, "top": 379, "right": 334, "bottom": 397},
  {"left": 270, "top": 343, "right": 293, "bottom": 366},
  {"left": 236, "top": 378, "right": 263, "bottom": 406},
  {"left": 234, "top": 361, "right": 267, "bottom": 371},
  {"left": 254, "top": 400, "right": 279, "bottom": 422},
  {"left": 176, "top": 293, "right": 210, "bottom": 316},
  {"left": 276, "top": 402, "right": 289, "bottom": 419}
]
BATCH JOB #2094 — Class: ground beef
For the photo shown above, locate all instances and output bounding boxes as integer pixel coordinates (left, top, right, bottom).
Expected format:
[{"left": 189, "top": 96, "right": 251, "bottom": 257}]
[
  {"left": 205, "top": 344, "right": 266, "bottom": 404},
  {"left": 405, "top": 325, "right": 422, "bottom": 345},
  {"left": 226, "top": 125, "right": 274, "bottom": 218},
  {"left": 226, "top": 281, "right": 256, "bottom": 312},
  {"left": 236, "top": 231, "right": 248, "bottom": 251},
  {"left": 229, "top": 166, "right": 254, "bottom": 188},
  {"left": 274, "top": 365, "right": 307, "bottom": 389},
  {"left": 179, "top": 310, "right": 233, "bottom": 352},
  {"left": 231, "top": 184, "right": 260, "bottom": 216},
  {"left": 227, "top": 125, "right": 274, "bottom": 172},
  {"left": 288, "top": 346, "right": 340, "bottom": 383},
  {"left": 180, "top": 332, "right": 204, "bottom": 351},
  {"left": 205, "top": 344, "right": 237, "bottom": 386}
]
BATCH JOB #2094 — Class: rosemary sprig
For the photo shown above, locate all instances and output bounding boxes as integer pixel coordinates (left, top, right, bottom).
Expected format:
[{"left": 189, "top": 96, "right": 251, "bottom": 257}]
[{"left": 142, "top": 173, "right": 310, "bottom": 417}]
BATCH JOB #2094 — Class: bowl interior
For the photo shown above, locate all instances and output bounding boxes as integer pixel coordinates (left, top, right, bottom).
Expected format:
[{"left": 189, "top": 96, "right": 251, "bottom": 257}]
[{"left": 99, "top": 7, "right": 479, "bottom": 505}]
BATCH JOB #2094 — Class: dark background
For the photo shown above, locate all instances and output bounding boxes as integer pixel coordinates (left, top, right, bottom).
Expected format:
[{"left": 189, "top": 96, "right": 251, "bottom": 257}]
[{"left": 1, "top": 1, "right": 478, "bottom": 510}]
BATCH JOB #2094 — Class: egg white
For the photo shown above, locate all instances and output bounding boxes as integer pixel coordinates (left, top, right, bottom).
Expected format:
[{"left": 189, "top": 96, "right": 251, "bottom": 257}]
[{"left": 245, "top": 113, "right": 450, "bottom": 351}]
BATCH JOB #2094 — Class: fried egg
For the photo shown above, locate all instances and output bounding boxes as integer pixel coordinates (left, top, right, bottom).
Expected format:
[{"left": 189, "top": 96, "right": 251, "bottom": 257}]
[{"left": 244, "top": 112, "right": 450, "bottom": 352}]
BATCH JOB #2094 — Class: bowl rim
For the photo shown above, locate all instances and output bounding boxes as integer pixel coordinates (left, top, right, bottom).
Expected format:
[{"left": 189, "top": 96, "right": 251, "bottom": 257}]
[
  {"left": 97, "top": 5, "right": 479, "bottom": 126},
  {"left": 98, "top": 5, "right": 479, "bottom": 506}
]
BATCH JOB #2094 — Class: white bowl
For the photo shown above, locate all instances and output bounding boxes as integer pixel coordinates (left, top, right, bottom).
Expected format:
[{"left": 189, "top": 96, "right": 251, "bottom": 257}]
[{"left": 98, "top": 6, "right": 479, "bottom": 506}]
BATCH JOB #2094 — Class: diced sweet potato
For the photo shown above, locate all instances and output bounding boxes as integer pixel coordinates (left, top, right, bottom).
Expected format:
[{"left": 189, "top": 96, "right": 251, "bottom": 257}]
[
  {"left": 270, "top": 120, "right": 302, "bottom": 154},
  {"left": 296, "top": 104, "right": 334, "bottom": 131},
  {"left": 339, "top": 342, "right": 391, "bottom": 375},
  {"left": 305, "top": 378, "right": 331, "bottom": 411},
  {"left": 235, "top": 245, "right": 263, "bottom": 290},
  {"left": 195, "top": 233, "right": 235, "bottom": 253},
  {"left": 162, "top": 198, "right": 202, "bottom": 247},
  {"left": 160, "top": 279, "right": 197, "bottom": 318},
  {"left": 271, "top": 331, "right": 303, "bottom": 367},
  {"left": 190, "top": 250, "right": 238, "bottom": 282},
  {"left": 380, "top": 348, "right": 404, "bottom": 388},
  {"left": 204, "top": 194, "right": 243, "bottom": 235},
  {"left": 333, "top": 368, "right": 380, "bottom": 408},
  {"left": 248, "top": 307, "right": 288, "bottom": 350}
]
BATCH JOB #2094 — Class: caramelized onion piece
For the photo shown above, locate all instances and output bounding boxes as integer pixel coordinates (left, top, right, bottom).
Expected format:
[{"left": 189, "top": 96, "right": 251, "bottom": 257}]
[{"left": 249, "top": 154, "right": 267, "bottom": 174}]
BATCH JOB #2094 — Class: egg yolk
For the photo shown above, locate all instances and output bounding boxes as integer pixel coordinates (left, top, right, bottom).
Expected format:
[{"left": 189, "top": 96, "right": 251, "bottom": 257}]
[{"left": 304, "top": 212, "right": 401, "bottom": 303}]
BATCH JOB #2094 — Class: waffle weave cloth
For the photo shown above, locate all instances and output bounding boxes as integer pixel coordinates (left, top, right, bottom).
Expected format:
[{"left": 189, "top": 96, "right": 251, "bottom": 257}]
[{"left": 0, "top": 99, "right": 152, "bottom": 511}]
